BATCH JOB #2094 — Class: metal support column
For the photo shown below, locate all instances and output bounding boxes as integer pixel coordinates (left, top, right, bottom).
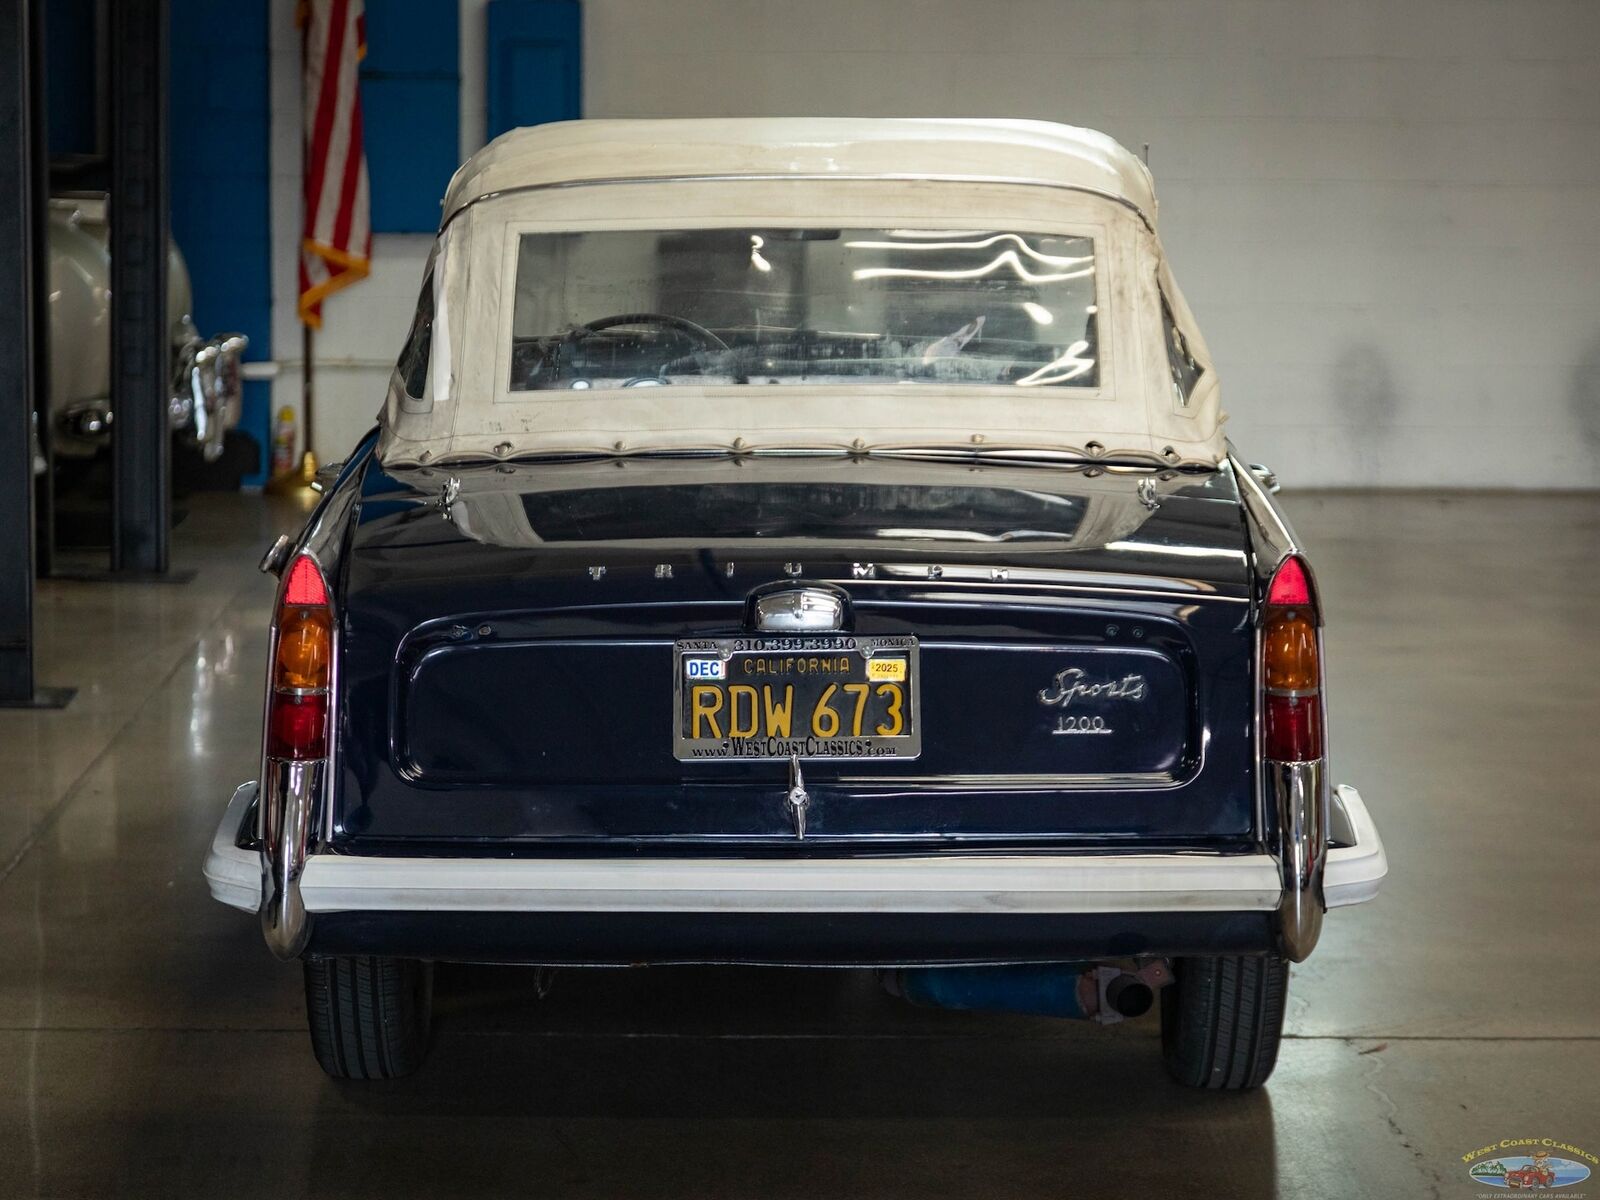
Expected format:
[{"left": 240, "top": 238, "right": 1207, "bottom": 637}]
[
  {"left": 27, "top": 0, "right": 52, "bottom": 577},
  {"left": 108, "top": 0, "right": 170, "bottom": 575},
  {"left": 0, "top": 0, "right": 71, "bottom": 708}
]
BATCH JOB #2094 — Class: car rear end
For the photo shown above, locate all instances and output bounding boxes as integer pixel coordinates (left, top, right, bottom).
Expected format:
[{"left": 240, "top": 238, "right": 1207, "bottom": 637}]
[
  {"left": 206, "top": 452, "right": 1384, "bottom": 1084},
  {"left": 203, "top": 117, "right": 1386, "bottom": 1086}
]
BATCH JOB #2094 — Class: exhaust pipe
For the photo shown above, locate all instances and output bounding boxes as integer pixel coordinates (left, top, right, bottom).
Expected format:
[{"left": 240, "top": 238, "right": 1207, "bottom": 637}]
[
  {"left": 1105, "top": 971, "right": 1154, "bottom": 1018},
  {"left": 883, "top": 961, "right": 1169, "bottom": 1024}
]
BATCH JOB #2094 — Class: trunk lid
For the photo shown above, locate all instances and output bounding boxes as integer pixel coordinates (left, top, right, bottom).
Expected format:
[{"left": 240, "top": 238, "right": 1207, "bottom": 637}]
[{"left": 334, "top": 455, "right": 1256, "bottom": 851}]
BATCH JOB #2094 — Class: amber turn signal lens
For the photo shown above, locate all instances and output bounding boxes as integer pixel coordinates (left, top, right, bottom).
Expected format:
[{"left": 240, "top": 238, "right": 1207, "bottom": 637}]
[
  {"left": 1263, "top": 610, "right": 1319, "bottom": 691},
  {"left": 275, "top": 605, "right": 332, "bottom": 691}
]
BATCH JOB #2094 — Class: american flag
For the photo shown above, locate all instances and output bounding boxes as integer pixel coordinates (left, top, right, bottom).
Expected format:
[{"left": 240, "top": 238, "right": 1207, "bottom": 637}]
[{"left": 298, "top": 0, "right": 371, "bottom": 328}]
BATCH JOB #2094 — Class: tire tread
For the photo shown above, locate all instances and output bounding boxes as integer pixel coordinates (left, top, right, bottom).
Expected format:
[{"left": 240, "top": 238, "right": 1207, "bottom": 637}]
[
  {"left": 1162, "top": 955, "right": 1287, "bottom": 1090},
  {"left": 304, "top": 955, "right": 431, "bottom": 1080}
]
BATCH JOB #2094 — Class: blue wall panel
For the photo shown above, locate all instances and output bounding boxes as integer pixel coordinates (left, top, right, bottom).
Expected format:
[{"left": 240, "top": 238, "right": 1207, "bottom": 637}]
[
  {"left": 486, "top": 0, "right": 580, "bottom": 140},
  {"left": 44, "top": 0, "right": 98, "bottom": 155},
  {"left": 361, "top": 0, "right": 460, "bottom": 233},
  {"left": 169, "top": 0, "right": 273, "bottom": 484}
]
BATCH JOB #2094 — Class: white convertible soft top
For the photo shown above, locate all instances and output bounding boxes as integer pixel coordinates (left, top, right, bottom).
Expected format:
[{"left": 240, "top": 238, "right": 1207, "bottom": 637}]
[
  {"left": 379, "top": 118, "right": 1225, "bottom": 468},
  {"left": 441, "top": 117, "right": 1160, "bottom": 228}
]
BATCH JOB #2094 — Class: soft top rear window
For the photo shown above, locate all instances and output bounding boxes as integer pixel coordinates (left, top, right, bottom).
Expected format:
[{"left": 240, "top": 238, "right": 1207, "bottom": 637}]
[{"left": 508, "top": 227, "right": 1100, "bottom": 392}]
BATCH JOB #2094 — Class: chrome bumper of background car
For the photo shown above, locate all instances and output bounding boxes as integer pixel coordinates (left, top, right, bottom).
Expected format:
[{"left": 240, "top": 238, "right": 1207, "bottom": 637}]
[
  {"left": 205, "top": 781, "right": 1386, "bottom": 927},
  {"left": 54, "top": 330, "right": 247, "bottom": 459}
]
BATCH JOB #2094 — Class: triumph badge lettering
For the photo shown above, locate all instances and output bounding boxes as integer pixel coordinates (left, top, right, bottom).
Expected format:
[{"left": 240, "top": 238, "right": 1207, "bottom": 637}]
[{"left": 1038, "top": 666, "right": 1147, "bottom": 736}]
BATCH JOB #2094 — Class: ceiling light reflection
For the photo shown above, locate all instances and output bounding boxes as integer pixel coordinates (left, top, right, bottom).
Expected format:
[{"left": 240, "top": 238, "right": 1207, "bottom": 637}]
[
  {"left": 854, "top": 250, "right": 1094, "bottom": 285},
  {"left": 884, "top": 229, "right": 990, "bottom": 239},
  {"left": 1015, "top": 339, "right": 1096, "bottom": 387},
  {"left": 845, "top": 232, "right": 1090, "bottom": 269}
]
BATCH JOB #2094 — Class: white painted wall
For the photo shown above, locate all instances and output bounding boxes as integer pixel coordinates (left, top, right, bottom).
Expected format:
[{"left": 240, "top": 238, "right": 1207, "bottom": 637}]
[{"left": 269, "top": 0, "right": 1600, "bottom": 486}]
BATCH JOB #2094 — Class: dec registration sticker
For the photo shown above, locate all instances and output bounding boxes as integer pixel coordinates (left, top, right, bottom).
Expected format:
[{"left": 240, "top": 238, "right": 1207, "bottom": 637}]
[{"left": 683, "top": 657, "right": 726, "bottom": 681}]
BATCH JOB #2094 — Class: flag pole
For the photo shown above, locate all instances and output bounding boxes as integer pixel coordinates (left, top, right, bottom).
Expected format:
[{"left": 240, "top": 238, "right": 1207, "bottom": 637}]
[
  {"left": 293, "top": 0, "right": 316, "bottom": 490},
  {"left": 269, "top": 0, "right": 366, "bottom": 496},
  {"left": 266, "top": 284, "right": 320, "bottom": 494},
  {"left": 268, "top": 6, "right": 318, "bottom": 498},
  {"left": 299, "top": 319, "right": 318, "bottom": 483},
  {"left": 291, "top": 35, "right": 318, "bottom": 494}
]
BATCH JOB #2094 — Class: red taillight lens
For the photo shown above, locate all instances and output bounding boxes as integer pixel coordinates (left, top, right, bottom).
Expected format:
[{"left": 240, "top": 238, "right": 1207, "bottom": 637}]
[
  {"left": 1265, "top": 692, "right": 1323, "bottom": 761},
  {"left": 283, "top": 555, "right": 329, "bottom": 606},
  {"left": 267, "top": 555, "right": 332, "bottom": 760},
  {"left": 1262, "top": 554, "right": 1324, "bottom": 762},
  {"left": 267, "top": 692, "right": 328, "bottom": 759},
  {"left": 1266, "top": 555, "right": 1313, "bottom": 606}
]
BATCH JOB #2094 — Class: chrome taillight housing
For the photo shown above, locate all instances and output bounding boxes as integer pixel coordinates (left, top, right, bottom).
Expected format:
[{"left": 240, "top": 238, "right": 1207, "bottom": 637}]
[
  {"left": 266, "top": 556, "right": 332, "bottom": 760},
  {"left": 258, "top": 552, "right": 334, "bottom": 959},
  {"left": 1259, "top": 551, "right": 1330, "bottom": 962}
]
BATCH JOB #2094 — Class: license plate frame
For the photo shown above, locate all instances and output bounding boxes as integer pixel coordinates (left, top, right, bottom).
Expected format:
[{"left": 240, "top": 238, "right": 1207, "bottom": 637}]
[{"left": 673, "top": 634, "right": 921, "bottom": 762}]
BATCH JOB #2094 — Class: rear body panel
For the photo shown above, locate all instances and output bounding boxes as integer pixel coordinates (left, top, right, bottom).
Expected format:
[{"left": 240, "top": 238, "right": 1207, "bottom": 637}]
[{"left": 331, "top": 455, "right": 1257, "bottom": 856}]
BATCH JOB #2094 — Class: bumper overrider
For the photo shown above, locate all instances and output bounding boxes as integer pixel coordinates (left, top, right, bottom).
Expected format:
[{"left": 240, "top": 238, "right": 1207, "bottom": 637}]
[{"left": 205, "top": 774, "right": 1385, "bottom": 964}]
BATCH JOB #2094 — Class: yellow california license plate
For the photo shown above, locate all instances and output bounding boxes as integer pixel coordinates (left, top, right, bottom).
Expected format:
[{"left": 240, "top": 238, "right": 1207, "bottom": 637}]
[{"left": 673, "top": 635, "right": 920, "bottom": 761}]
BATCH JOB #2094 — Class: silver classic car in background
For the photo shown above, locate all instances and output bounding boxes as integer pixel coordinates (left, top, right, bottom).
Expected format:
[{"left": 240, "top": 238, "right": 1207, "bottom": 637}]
[
  {"left": 46, "top": 193, "right": 247, "bottom": 464},
  {"left": 206, "top": 118, "right": 1387, "bottom": 1088}
]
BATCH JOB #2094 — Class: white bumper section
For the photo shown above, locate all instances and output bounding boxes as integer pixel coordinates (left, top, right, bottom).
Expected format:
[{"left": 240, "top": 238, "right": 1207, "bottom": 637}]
[{"left": 204, "top": 782, "right": 1386, "bottom": 917}]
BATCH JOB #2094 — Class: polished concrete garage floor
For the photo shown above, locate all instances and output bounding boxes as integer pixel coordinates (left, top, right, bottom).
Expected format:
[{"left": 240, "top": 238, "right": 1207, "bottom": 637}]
[{"left": 1, "top": 491, "right": 1596, "bottom": 1199}]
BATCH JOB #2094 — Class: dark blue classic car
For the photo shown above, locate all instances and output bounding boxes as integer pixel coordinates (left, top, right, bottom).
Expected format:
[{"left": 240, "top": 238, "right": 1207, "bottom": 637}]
[{"left": 205, "top": 118, "right": 1386, "bottom": 1087}]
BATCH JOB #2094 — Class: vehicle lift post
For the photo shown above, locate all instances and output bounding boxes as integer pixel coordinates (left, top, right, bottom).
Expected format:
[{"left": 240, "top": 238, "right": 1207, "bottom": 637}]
[
  {"left": 0, "top": 0, "right": 72, "bottom": 709},
  {"left": 108, "top": 0, "right": 174, "bottom": 578}
]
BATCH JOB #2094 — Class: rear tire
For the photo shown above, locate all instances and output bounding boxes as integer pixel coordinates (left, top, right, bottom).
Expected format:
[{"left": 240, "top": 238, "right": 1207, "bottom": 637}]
[
  {"left": 304, "top": 955, "right": 433, "bottom": 1080},
  {"left": 1161, "top": 955, "right": 1288, "bottom": 1090}
]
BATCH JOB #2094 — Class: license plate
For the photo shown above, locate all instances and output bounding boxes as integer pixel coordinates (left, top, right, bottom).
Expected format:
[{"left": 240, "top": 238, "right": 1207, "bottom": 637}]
[{"left": 673, "top": 635, "right": 920, "bottom": 761}]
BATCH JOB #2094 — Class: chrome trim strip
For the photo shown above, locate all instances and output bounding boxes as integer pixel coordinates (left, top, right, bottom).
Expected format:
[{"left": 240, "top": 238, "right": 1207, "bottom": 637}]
[
  {"left": 834, "top": 582, "right": 1248, "bottom": 605},
  {"left": 1229, "top": 448, "right": 1300, "bottom": 587},
  {"left": 1235, "top": 447, "right": 1331, "bottom": 957},
  {"left": 832, "top": 772, "right": 1176, "bottom": 790},
  {"left": 443, "top": 173, "right": 1157, "bottom": 234}
]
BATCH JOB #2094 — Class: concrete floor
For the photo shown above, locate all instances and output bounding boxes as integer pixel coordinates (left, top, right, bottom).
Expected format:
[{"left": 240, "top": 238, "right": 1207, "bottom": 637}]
[{"left": 1, "top": 490, "right": 1596, "bottom": 1199}]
